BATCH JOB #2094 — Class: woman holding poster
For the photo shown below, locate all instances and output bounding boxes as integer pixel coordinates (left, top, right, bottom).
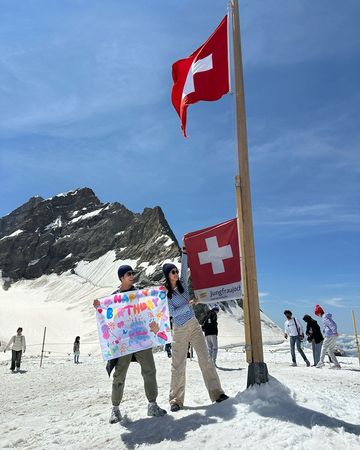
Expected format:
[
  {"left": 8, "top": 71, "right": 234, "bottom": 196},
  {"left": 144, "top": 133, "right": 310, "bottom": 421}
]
[{"left": 162, "top": 241, "right": 229, "bottom": 412}]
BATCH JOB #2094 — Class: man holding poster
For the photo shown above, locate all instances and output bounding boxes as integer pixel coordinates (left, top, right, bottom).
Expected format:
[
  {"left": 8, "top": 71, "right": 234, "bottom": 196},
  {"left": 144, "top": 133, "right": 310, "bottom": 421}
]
[{"left": 93, "top": 265, "right": 167, "bottom": 424}]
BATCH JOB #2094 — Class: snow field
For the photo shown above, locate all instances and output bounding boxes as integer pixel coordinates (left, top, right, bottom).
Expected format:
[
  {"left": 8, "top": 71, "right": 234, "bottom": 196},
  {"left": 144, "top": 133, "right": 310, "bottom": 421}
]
[{"left": 1, "top": 346, "right": 359, "bottom": 450}]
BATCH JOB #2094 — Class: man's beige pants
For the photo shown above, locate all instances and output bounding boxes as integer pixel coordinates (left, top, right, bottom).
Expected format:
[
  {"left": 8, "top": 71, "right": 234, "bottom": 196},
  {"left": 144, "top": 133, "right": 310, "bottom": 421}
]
[{"left": 170, "top": 317, "right": 224, "bottom": 406}]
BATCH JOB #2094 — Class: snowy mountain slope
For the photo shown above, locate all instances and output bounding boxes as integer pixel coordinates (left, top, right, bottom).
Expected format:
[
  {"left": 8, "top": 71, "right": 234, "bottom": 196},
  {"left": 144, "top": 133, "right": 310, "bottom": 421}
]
[
  {"left": 0, "top": 249, "right": 283, "bottom": 356},
  {"left": 0, "top": 250, "right": 180, "bottom": 355},
  {"left": 218, "top": 300, "right": 284, "bottom": 347}
]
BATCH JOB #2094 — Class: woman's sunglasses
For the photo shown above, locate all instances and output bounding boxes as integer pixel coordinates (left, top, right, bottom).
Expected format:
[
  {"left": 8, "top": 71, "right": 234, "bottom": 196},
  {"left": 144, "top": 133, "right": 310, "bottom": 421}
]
[
  {"left": 170, "top": 269, "right": 179, "bottom": 275},
  {"left": 126, "top": 271, "right": 135, "bottom": 276}
]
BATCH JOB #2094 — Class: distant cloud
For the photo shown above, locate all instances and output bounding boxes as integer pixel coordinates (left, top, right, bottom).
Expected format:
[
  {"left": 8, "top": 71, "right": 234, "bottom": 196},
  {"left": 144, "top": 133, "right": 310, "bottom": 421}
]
[
  {"left": 242, "top": 1, "right": 360, "bottom": 67},
  {"left": 255, "top": 203, "right": 360, "bottom": 228},
  {"left": 323, "top": 297, "right": 347, "bottom": 308},
  {"left": 322, "top": 282, "right": 360, "bottom": 290},
  {"left": 249, "top": 112, "right": 360, "bottom": 234}
]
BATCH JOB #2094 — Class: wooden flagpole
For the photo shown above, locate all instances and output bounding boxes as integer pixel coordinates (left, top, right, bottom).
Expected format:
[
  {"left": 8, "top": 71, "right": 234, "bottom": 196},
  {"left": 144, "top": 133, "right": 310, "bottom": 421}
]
[
  {"left": 352, "top": 310, "right": 360, "bottom": 367},
  {"left": 231, "top": 0, "right": 268, "bottom": 386}
]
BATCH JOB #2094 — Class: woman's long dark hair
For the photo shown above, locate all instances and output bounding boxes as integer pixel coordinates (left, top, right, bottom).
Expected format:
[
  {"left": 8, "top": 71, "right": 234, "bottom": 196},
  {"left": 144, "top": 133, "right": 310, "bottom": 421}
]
[
  {"left": 302, "top": 315, "right": 313, "bottom": 323},
  {"left": 74, "top": 336, "right": 80, "bottom": 343},
  {"left": 165, "top": 278, "right": 184, "bottom": 299}
]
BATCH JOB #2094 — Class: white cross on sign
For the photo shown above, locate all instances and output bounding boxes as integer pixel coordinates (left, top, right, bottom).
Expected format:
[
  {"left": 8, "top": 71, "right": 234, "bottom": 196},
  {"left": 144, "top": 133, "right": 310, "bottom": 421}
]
[
  {"left": 198, "top": 236, "right": 233, "bottom": 274},
  {"left": 182, "top": 54, "right": 213, "bottom": 99}
]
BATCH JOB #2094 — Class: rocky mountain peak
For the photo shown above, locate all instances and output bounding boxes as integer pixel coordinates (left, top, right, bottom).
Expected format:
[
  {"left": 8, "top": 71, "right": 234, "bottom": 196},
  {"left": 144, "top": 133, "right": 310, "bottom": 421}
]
[{"left": 0, "top": 188, "right": 180, "bottom": 287}]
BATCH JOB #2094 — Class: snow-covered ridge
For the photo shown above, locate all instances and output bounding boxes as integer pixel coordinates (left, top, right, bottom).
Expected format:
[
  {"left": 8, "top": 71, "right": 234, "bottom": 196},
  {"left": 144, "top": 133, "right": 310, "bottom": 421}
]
[
  {"left": 155, "top": 234, "right": 174, "bottom": 247},
  {"left": 139, "top": 261, "right": 159, "bottom": 276},
  {"left": 44, "top": 217, "right": 62, "bottom": 231},
  {"left": 46, "top": 189, "right": 81, "bottom": 201},
  {"left": 0, "top": 229, "right": 24, "bottom": 240},
  {"left": 28, "top": 259, "right": 41, "bottom": 267},
  {"left": 69, "top": 206, "right": 110, "bottom": 224}
]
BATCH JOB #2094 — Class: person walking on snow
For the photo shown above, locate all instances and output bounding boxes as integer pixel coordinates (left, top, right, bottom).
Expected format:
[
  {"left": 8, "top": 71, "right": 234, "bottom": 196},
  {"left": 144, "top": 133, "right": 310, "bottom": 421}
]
[
  {"left": 73, "top": 336, "right": 80, "bottom": 364},
  {"left": 314, "top": 304, "right": 341, "bottom": 369},
  {"left": 201, "top": 305, "right": 219, "bottom": 366},
  {"left": 284, "top": 310, "right": 310, "bottom": 367},
  {"left": 303, "top": 315, "right": 323, "bottom": 366},
  {"left": 93, "top": 265, "right": 167, "bottom": 424},
  {"left": 4, "top": 327, "right": 26, "bottom": 372},
  {"left": 163, "top": 239, "right": 228, "bottom": 412}
]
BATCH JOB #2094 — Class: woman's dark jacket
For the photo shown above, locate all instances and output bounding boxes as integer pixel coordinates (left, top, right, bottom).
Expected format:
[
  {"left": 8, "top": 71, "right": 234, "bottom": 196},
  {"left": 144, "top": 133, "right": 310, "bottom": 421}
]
[
  {"left": 305, "top": 319, "right": 324, "bottom": 344},
  {"left": 201, "top": 310, "right": 218, "bottom": 336}
]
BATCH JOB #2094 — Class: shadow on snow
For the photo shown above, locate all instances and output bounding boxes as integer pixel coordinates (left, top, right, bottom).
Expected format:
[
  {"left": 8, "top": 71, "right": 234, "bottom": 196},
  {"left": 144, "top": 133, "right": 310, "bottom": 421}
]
[
  {"left": 119, "top": 375, "right": 360, "bottom": 448},
  {"left": 236, "top": 375, "right": 360, "bottom": 436},
  {"left": 120, "top": 399, "right": 237, "bottom": 449}
]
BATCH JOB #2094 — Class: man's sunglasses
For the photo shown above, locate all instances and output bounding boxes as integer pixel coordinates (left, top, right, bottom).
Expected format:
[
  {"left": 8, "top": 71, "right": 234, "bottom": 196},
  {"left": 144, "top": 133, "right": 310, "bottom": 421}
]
[
  {"left": 170, "top": 269, "right": 179, "bottom": 275},
  {"left": 126, "top": 271, "right": 135, "bottom": 276}
]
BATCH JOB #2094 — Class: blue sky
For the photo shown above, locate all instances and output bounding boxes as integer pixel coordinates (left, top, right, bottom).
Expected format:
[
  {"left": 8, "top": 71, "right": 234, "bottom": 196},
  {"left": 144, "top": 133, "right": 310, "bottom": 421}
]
[{"left": 0, "top": 1, "right": 359, "bottom": 334}]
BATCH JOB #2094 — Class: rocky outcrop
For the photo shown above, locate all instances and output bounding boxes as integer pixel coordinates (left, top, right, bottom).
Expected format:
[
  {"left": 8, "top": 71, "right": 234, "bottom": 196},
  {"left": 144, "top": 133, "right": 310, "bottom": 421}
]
[{"left": 0, "top": 188, "right": 180, "bottom": 286}]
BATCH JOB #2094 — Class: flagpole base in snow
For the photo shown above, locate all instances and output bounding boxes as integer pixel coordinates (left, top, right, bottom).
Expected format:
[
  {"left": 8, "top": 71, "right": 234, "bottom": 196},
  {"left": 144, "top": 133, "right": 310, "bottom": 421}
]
[{"left": 247, "top": 362, "right": 269, "bottom": 387}]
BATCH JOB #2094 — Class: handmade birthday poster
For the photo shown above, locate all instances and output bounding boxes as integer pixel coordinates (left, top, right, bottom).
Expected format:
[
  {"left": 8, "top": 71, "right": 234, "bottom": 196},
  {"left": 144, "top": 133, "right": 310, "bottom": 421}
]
[{"left": 95, "top": 286, "right": 172, "bottom": 361}]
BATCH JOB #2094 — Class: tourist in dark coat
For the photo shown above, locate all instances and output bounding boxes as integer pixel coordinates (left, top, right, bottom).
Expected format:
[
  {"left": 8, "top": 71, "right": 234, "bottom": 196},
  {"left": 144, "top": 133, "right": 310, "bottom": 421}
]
[
  {"left": 303, "top": 315, "right": 324, "bottom": 366},
  {"left": 201, "top": 305, "right": 219, "bottom": 365},
  {"left": 73, "top": 336, "right": 80, "bottom": 364}
]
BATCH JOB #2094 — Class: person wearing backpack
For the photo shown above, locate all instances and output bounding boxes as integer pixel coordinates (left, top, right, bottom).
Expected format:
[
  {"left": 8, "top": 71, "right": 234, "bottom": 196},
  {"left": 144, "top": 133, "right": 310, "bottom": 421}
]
[
  {"left": 303, "top": 315, "right": 324, "bottom": 366},
  {"left": 284, "top": 310, "right": 310, "bottom": 367},
  {"left": 201, "top": 305, "right": 219, "bottom": 365},
  {"left": 4, "top": 327, "right": 26, "bottom": 372}
]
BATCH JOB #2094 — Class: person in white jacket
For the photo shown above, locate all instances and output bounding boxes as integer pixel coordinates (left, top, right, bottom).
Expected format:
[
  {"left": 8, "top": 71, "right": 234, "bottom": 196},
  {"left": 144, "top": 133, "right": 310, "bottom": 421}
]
[
  {"left": 284, "top": 310, "right": 310, "bottom": 367},
  {"left": 4, "top": 327, "right": 26, "bottom": 372}
]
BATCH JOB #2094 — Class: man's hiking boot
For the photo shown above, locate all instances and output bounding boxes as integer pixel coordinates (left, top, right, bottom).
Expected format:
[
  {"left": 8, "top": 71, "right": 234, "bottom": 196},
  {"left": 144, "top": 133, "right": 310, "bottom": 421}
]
[
  {"left": 147, "top": 402, "right": 167, "bottom": 417},
  {"left": 109, "top": 406, "right": 122, "bottom": 424}
]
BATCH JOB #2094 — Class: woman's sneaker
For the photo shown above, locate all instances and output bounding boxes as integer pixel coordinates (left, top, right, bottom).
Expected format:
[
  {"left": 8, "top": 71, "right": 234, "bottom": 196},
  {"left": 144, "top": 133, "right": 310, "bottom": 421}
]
[
  {"left": 147, "top": 402, "right": 167, "bottom": 417},
  {"left": 316, "top": 362, "right": 325, "bottom": 368},
  {"left": 170, "top": 403, "right": 181, "bottom": 412},
  {"left": 216, "top": 393, "right": 229, "bottom": 403},
  {"left": 109, "top": 406, "right": 122, "bottom": 424}
]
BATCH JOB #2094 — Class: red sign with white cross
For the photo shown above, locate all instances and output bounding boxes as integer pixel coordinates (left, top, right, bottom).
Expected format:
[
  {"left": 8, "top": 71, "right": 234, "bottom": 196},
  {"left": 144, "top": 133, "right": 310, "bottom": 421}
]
[{"left": 184, "top": 218, "right": 242, "bottom": 303}]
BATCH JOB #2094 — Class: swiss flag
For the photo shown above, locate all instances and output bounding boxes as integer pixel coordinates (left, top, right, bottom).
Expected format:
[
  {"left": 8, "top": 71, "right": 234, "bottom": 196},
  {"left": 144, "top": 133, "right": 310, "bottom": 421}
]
[
  {"left": 171, "top": 16, "right": 229, "bottom": 137},
  {"left": 184, "top": 219, "right": 242, "bottom": 303}
]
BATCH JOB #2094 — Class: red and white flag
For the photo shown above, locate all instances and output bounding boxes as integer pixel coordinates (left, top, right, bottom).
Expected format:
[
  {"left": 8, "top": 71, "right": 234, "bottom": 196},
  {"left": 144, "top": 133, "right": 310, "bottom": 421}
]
[
  {"left": 171, "top": 15, "right": 229, "bottom": 137},
  {"left": 184, "top": 218, "right": 242, "bottom": 303}
]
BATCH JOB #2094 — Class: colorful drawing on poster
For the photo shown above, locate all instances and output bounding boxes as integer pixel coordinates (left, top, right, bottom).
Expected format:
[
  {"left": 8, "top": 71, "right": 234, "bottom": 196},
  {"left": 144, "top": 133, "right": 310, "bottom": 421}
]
[{"left": 95, "top": 286, "right": 172, "bottom": 361}]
